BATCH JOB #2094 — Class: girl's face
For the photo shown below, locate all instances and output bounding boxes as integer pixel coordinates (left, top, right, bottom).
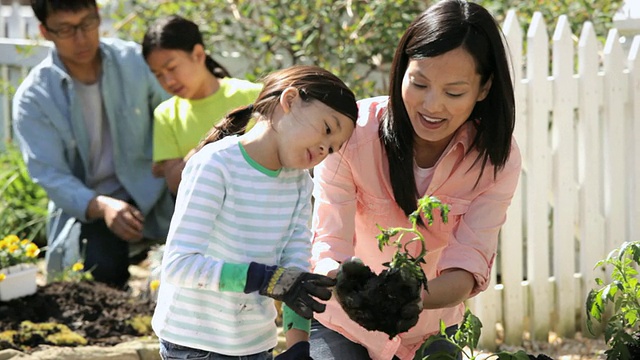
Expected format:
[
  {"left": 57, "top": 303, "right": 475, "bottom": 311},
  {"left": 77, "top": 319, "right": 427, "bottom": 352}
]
[
  {"left": 146, "top": 46, "right": 210, "bottom": 99},
  {"left": 274, "top": 95, "right": 355, "bottom": 170},
  {"left": 401, "top": 46, "right": 491, "bottom": 152}
]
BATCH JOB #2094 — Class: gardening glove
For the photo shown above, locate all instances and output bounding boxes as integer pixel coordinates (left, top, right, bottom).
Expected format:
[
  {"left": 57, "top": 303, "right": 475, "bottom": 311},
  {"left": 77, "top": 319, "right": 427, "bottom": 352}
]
[
  {"left": 274, "top": 341, "right": 313, "bottom": 360},
  {"left": 244, "top": 262, "right": 336, "bottom": 319}
]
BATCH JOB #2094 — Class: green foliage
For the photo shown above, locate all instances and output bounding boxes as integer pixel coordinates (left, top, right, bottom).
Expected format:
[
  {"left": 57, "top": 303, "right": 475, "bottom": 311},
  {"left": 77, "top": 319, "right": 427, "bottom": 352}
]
[
  {"left": 586, "top": 241, "right": 640, "bottom": 360},
  {"left": 0, "top": 142, "right": 48, "bottom": 247},
  {"left": 109, "top": 0, "right": 621, "bottom": 100},
  {"left": 478, "top": 0, "right": 623, "bottom": 43},
  {"left": 376, "top": 195, "right": 449, "bottom": 291},
  {"left": 419, "top": 309, "right": 532, "bottom": 359},
  {"left": 111, "top": 0, "right": 429, "bottom": 98},
  {"left": 374, "top": 195, "right": 539, "bottom": 359}
]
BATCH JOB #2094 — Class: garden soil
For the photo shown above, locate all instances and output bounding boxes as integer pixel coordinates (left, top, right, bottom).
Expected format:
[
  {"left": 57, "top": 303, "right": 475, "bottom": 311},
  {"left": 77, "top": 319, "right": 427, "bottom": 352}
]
[
  {"left": 0, "top": 280, "right": 155, "bottom": 352},
  {"left": 0, "top": 261, "right": 609, "bottom": 358}
]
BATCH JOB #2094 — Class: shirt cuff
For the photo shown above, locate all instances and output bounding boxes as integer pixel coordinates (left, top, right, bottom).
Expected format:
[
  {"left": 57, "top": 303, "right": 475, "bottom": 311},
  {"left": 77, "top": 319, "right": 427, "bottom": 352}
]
[
  {"left": 282, "top": 305, "right": 311, "bottom": 334},
  {"left": 219, "top": 262, "right": 250, "bottom": 292}
]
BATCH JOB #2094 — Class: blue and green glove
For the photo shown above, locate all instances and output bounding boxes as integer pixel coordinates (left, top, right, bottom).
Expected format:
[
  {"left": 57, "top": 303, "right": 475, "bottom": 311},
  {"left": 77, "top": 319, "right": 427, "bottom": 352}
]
[{"left": 244, "top": 262, "right": 335, "bottom": 319}]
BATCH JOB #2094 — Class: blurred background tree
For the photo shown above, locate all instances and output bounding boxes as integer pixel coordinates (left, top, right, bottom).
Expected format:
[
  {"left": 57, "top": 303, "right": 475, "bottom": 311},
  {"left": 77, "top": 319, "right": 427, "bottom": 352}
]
[
  {"left": 0, "top": 0, "right": 625, "bottom": 248},
  {"left": 108, "top": 0, "right": 623, "bottom": 98}
]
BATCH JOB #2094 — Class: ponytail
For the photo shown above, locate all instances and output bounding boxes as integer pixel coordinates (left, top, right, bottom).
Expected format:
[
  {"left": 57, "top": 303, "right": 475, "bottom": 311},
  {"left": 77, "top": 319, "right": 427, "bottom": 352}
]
[
  {"left": 205, "top": 55, "right": 231, "bottom": 78},
  {"left": 196, "top": 104, "right": 254, "bottom": 151}
]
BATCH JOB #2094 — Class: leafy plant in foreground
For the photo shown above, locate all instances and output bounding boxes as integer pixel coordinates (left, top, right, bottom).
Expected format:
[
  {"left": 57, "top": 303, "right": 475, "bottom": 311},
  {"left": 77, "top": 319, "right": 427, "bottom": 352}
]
[
  {"left": 0, "top": 142, "right": 48, "bottom": 247},
  {"left": 586, "top": 241, "right": 640, "bottom": 360},
  {"left": 376, "top": 195, "right": 450, "bottom": 290},
  {"left": 335, "top": 195, "right": 449, "bottom": 338},
  {"left": 422, "top": 309, "right": 546, "bottom": 359}
]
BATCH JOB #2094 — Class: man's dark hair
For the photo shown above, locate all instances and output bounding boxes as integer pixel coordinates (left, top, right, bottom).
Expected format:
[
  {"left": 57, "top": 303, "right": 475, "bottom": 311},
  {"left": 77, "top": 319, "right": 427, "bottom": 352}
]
[{"left": 31, "top": 0, "right": 98, "bottom": 24}]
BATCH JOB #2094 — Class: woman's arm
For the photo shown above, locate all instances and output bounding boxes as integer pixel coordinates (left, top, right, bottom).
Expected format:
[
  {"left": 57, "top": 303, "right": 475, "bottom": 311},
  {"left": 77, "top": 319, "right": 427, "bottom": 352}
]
[
  {"left": 422, "top": 268, "right": 475, "bottom": 309},
  {"left": 310, "top": 147, "right": 358, "bottom": 275},
  {"left": 435, "top": 141, "right": 522, "bottom": 298}
]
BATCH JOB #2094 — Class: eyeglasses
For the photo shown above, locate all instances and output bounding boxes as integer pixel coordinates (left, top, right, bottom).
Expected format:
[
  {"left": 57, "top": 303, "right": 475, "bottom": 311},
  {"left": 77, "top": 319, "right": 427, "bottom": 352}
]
[{"left": 45, "top": 15, "right": 101, "bottom": 39}]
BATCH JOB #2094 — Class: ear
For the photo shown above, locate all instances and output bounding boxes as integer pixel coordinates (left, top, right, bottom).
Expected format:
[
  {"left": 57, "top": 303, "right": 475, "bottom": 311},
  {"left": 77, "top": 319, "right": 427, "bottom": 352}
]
[
  {"left": 279, "top": 87, "right": 299, "bottom": 114},
  {"left": 477, "top": 75, "right": 493, "bottom": 102},
  {"left": 39, "top": 23, "right": 53, "bottom": 41},
  {"left": 192, "top": 44, "right": 206, "bottom": 64}
]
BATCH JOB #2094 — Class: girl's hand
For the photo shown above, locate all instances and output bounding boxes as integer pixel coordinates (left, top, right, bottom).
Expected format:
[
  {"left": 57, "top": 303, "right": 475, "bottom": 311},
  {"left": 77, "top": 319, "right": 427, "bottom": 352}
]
[
  {"left": 245, "top": 262, "right": 336, "bottom": 319},
  {"left": 151, "top": 162, "right": 165, "bottom": 178}
]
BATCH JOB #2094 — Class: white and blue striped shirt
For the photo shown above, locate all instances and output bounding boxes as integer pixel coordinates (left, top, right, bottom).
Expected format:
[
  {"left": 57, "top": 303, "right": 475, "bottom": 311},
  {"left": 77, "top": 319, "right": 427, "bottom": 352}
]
[{"left": 152, "top": 135, "right": 313, "bottom": 355}]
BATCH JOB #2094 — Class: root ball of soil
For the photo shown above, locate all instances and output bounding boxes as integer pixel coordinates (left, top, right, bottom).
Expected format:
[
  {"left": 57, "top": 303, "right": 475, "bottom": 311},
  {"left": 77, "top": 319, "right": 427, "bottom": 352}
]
[{"left": 335, "top": 259, "right": 422, "bottom": 338}]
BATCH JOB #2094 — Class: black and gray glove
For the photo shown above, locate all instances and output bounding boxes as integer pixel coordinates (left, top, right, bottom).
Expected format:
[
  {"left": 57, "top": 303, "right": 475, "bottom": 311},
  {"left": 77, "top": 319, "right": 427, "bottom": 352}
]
[{"left": 244, "top": 262, "right": 336, "bottom": 319}]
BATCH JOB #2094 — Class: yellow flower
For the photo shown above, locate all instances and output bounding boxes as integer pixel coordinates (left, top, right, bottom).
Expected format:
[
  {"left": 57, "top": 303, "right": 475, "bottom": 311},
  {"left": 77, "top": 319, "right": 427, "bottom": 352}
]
[
  {"left": 3, "top": 235, "right": 19, "bottom": 244},
  {"left": 25, "top": 243, "right": 40, "bottom": 258},
  {"left": 0, "top": 273, "right": 5, "bottom": 282},
  {"left": 149, "top": 279, "right": 160, "bottom": 291},
  {"left": 1, "top": 234, "right": 40, "bottom": 270},
  {"left": 72, "top": 262, "right": 84, "bottom": 272}
]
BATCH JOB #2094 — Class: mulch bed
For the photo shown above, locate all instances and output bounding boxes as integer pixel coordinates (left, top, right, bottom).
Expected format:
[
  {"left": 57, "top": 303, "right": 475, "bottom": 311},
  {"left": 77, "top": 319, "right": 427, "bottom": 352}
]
[{"left": 0, "top": 281, "right": 155, "bottom": 352}]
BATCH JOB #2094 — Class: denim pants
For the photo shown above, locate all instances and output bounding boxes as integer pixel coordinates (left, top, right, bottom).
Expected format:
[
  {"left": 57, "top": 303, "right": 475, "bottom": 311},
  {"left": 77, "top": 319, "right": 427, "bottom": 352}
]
[
  {"left": 159, "top": 339, "right": 273, "bottom": 360},
  {"left": 309, "top": 320, "right": 461, "bottom": 360}
]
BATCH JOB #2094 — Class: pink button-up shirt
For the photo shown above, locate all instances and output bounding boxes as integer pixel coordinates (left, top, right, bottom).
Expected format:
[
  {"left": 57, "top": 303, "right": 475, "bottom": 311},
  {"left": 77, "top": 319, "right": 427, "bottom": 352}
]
[{"left": 311, "top": 96, "right": 521, "bottom": 360}]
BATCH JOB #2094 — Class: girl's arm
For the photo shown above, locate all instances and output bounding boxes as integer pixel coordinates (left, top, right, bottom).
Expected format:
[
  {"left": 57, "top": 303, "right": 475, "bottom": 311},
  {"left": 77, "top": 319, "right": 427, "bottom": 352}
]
[
  {"left": 161, "top": 155, "right": 226, "bottom": 289},
  {"left": 161, "top": 158, "right": 186, "bottom": 194},
  {"left": 278, "top": 174, "right": 314, "bottom": 271}
]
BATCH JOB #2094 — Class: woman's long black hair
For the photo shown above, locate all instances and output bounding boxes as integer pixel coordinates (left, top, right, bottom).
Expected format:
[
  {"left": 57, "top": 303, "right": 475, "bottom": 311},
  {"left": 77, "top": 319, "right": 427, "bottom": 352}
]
[{"left": 382, "top": 0, "right": 515, "bottom": 216}]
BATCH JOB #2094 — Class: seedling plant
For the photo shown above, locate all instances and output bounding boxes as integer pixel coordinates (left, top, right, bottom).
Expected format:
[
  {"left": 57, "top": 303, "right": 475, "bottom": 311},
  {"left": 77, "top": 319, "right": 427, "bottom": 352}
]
[
  {"left": 586, "top": 241, "right": 640, "bottom": 360},
  {"left": 335, "top": 195, "right": 449, "bottom": 338}
]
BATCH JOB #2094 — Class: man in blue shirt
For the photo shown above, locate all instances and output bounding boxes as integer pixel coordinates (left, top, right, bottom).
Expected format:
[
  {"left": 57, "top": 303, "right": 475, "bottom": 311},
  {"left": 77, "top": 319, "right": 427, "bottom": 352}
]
[{"left": 12, "top": 0, "right": 174, "bottom": 289}]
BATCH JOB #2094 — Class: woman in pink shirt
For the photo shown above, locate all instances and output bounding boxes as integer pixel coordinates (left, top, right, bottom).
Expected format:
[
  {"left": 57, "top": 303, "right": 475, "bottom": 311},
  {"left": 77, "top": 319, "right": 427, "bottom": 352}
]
[{"left": 309, "top": 1, "right": 522, "bottom": 359}]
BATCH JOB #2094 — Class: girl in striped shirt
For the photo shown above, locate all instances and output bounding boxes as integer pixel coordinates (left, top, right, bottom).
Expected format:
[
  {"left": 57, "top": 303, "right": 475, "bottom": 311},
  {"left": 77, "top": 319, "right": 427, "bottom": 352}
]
[{"left": 152, "top": 65, "right": 358, "bottom": 360}]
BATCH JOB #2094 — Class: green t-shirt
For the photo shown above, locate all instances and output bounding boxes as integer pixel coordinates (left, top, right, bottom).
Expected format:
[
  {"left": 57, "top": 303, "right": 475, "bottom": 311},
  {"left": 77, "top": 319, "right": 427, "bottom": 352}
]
[{"left": 152, "top": 77, "right": 262, "bottom": 162}]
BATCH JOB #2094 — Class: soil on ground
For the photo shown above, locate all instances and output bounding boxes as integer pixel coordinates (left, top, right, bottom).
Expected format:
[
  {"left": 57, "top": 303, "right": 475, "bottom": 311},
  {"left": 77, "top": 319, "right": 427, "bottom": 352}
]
[
  {"left": 0, "top": 280, "right": 155, "bottom": 352},
  {"left": 0, "top": 261, "right": 609, "bottom": 359}
]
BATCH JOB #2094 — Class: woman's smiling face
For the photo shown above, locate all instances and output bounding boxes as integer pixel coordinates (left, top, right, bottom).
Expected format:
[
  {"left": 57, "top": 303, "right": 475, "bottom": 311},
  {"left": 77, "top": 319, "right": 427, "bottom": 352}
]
[{"left": 401, "top": 46, "right": 491, "bottom": 151}]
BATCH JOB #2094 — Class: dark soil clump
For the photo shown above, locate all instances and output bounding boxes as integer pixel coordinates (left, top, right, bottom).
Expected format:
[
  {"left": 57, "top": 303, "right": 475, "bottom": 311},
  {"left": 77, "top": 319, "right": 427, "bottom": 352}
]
[
  {"left": 335, "top": 259, "right": 422, "bottom": 339},
  {"left": 0, "top": 281, "right": 155, "bottom": 351}
]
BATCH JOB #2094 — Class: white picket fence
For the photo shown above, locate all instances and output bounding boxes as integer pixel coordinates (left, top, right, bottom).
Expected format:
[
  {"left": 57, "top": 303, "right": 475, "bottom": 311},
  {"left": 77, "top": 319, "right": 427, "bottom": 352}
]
[
  {"left": 1, "top": 5, "right": 640, "bottom": 351},
  {"left": 466, "top": 10, "right": 640, "bottom": 350},
  {"left": 0, "top": 3, "right": 116, "bottom": 148}
]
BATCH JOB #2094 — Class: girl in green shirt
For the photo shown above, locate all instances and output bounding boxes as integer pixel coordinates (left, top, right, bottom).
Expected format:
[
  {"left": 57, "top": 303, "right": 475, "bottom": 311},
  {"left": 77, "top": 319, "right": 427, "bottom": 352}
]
[{"left": 143, "top": 15, "right": 263, "bottom": 195}]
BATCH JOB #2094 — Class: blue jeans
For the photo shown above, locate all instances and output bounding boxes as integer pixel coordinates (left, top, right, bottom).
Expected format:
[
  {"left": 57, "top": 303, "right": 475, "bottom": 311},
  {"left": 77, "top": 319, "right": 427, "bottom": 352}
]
[
  {"left": 159, "top": 339, "right": 273, "bottom": 360},
  {"left": 309, "top": 320, "right": 461, "bottom": 360}
]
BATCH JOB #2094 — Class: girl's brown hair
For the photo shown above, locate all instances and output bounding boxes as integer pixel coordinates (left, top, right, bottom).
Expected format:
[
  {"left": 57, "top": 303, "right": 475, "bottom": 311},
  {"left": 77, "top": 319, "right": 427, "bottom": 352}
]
[{"left": 197, "top": 65, "right": 358, "bottom": 149}]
